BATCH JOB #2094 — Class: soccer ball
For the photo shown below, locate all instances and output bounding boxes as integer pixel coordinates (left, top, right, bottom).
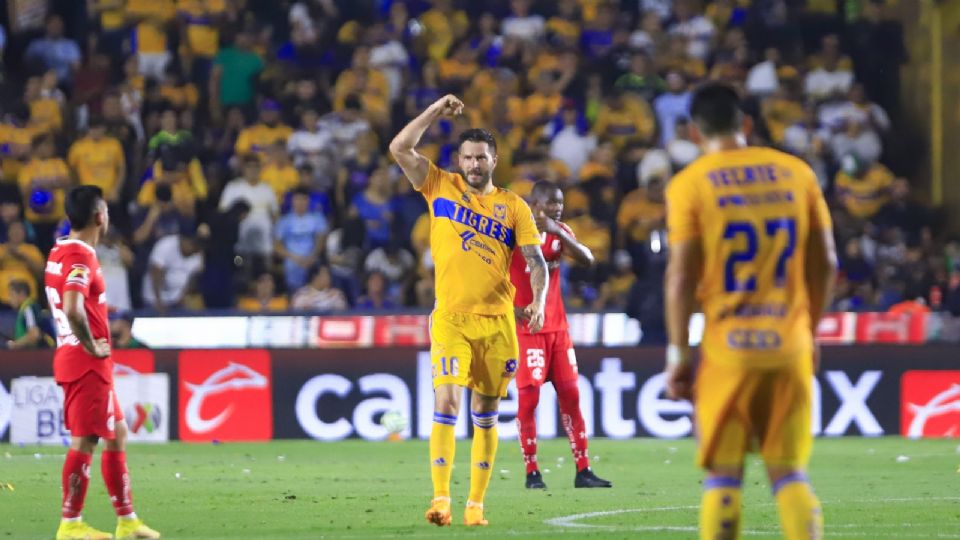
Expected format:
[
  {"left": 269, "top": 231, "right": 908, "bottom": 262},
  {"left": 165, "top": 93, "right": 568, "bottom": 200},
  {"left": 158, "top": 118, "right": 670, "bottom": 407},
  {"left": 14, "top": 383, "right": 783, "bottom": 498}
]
[{"left": 380, "top": 410, "right": 408, "bottom": 436}]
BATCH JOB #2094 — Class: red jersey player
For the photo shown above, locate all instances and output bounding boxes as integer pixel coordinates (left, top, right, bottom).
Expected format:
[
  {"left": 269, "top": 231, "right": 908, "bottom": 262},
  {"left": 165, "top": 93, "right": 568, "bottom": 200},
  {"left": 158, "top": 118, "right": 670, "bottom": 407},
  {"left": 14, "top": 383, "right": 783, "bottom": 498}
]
[
  {"left": 510, "top": 181, "right": 612, "bottom": 489},
  {"left": 46, "top": 186, "right": 160, "bottom": 540}
]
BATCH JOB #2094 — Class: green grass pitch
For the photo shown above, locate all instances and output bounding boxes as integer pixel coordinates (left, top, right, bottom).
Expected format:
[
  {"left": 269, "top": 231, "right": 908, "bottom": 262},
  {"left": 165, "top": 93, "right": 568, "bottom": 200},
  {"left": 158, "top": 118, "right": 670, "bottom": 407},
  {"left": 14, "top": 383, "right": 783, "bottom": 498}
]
[{"left": 1, "top": 437, "right": 958, "bottom": 539}]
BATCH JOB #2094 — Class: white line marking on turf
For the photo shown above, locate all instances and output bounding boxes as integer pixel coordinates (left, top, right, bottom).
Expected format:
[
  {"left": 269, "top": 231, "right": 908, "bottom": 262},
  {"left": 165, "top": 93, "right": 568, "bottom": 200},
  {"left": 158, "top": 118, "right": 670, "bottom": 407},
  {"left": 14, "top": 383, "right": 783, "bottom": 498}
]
[
  {"left": 543, "top": 506, "right": 698, "bottom": 529},
  {"left": 545, "top": 497, "right": 960, "bottom": 537}
]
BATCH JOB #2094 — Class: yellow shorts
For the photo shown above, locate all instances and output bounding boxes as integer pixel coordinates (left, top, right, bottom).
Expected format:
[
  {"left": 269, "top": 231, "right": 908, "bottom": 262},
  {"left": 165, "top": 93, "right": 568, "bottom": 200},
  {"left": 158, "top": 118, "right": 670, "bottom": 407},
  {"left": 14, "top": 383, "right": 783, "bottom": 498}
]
[
  {"left": 694, "top": 358, "right": 813, "bottom": 470},
  {"left": 429, "top": 309, "right": 519, "bottom": 398}
]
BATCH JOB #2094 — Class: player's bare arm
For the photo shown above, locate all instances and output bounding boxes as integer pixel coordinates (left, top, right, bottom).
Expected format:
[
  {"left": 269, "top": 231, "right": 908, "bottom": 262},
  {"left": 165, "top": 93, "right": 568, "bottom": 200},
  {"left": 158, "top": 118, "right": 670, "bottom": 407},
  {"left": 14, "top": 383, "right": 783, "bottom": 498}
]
[
  {"left": 62, "top": 290, "right": 110, "bottom": 358},
  {"left": 663, "top": 238, "right": 703, "bottom": 400},
  {"left": 389, "top": 94, "right": 464, "bottom": 189},
  {"left": 521, "top": 244, "right": 549, "bottom": 333},
  {"left": 537, "top": 214, "right": 595, "bottom": 267},
  {"left": 804, "top": 226, "right": 838, "bottom": 371}
]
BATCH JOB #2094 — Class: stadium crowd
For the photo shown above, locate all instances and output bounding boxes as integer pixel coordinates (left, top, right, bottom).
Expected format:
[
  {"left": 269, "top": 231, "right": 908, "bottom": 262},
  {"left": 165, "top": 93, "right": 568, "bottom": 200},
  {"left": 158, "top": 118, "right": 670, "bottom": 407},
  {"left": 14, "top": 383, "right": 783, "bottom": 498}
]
[{"left": 1, "top": 0, "right": 959, "bottom": 344}]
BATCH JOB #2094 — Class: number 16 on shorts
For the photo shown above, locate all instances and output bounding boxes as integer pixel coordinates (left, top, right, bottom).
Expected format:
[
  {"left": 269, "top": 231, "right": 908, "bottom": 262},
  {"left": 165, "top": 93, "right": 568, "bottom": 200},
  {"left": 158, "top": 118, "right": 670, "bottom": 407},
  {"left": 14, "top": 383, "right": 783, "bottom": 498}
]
[{"left": 432, "top": 356, "right": 459, "bottom": 379}]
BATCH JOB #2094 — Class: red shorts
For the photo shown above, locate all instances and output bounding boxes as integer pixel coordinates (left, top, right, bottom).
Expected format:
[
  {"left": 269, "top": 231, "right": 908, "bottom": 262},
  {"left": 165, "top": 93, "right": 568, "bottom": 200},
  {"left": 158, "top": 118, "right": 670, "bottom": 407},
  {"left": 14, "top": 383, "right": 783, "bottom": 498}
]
[
  {"left": 60, "top": 371, "right": 123, "bottom": 439},
  {"left": 516, "top": 331, "right": 578, "bottom": 389}
]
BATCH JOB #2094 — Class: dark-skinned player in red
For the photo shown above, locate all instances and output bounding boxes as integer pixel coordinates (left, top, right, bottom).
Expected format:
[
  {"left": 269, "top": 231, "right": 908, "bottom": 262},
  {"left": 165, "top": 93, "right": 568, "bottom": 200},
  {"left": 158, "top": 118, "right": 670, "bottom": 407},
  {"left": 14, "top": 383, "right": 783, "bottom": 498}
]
[
  {"left": 510, "top": 181, "right": 612, "bottom": 489},
  {"left": 46, "top": 185, "right": 161, "bottom": 540}
]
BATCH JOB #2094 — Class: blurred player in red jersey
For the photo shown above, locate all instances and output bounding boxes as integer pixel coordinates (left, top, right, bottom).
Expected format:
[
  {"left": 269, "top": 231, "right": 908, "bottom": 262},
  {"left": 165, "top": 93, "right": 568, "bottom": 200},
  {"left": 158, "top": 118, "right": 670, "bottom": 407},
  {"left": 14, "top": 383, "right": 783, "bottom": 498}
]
[
  {"left": 45, "top": 186, "right": 160, "bottom": 540},
  {"left": 510, "top": 181, "right": 611, "bottom": 489}
]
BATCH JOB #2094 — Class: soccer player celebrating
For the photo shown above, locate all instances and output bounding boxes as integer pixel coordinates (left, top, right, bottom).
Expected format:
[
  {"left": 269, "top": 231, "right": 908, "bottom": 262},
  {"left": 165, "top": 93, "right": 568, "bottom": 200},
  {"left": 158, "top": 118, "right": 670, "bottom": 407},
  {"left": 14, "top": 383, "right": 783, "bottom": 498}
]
[
  {"left": 510, "top": 181, "right": 611, "bottom": 490},
  {"left": 663, "top": 83, "right": 836, "bottom": 540},
  {"left": 46, "top": 186, "right": 161, "bottom": 540},
  {"left": 390, "top": 95, "right": 548, "bottom": 527}
]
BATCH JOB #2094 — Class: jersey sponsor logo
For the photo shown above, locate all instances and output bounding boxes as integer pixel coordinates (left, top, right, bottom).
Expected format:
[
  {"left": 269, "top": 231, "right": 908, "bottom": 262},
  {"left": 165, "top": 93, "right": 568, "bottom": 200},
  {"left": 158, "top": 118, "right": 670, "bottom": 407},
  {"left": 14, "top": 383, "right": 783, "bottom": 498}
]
[
  {"left": 178, "top": 350, "right": 273, "bottom": 441},
  {"left": 901, "top": 371, "right": 960, "bottom": 438},
  {"left": 459, "top": 230, "right": 495, "bottom": 256},
  {"left": 707, "top": 164, "right": 788, "bottom": 187},
  {"left": 45, "top": 261, "right": 62, "bottom": 275},
  {"left": 459, "top": 230, "right": 476, "bottom": 251},
  {"left": 717, "top": 190, "right": 794, "bottom": 208},
  {"left": 433, "top": 198, "right": 515, "bottom": 248},
  {"left": 726, "top": 328, "right": 782, "bottom": 349}
]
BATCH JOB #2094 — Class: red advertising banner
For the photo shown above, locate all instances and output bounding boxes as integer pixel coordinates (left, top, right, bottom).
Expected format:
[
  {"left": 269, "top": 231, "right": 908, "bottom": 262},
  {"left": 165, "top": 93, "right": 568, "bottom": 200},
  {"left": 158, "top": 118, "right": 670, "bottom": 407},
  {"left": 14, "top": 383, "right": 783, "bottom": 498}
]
[
  {"left": 113, "top": 349, "right": 156, "bottom": 375},
  {"left": 855, "top": 312, "right": 927, "bottom": 344},
  {"left": 373, "top": 315, "right": 430, "bottom": 346},
  {"left": 178, "top": 350, "right": 273, "bottom": 442},
  {"left": 312, "top": 317, "right": 374, "bottom": 347},
  {"left": 901, "top": 370, "right": 960, "bottom": 438},
  {"left": 816, "top": 313, "right": 856, "bottom": 344}
]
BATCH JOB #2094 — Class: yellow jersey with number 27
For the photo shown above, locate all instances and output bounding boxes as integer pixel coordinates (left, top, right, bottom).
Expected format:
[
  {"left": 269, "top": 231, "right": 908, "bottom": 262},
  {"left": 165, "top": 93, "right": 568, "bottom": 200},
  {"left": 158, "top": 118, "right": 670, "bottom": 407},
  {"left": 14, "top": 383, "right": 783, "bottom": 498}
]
[
  {"left": 418, "top": 161, "right": 540, "bottom": 316},
  {"left": 667, "top": 146, "right": 832, "bottom": 368}
]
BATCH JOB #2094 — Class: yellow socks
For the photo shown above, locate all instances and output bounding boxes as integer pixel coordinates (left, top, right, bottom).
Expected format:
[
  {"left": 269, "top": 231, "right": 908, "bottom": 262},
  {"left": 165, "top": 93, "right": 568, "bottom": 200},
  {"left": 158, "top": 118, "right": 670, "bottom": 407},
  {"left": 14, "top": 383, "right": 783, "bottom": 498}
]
[
  {"left": 467, "top": 411, "right": 498, "bottom": 505},
  {"left": 773, "top": 473, "right": 823, "bottom": 540},
  {"left": 429, "top": 413, "right": 457, "bottom": 498},
  {"left": 700, "top": 476, "right": 742, "bottom": 540}
]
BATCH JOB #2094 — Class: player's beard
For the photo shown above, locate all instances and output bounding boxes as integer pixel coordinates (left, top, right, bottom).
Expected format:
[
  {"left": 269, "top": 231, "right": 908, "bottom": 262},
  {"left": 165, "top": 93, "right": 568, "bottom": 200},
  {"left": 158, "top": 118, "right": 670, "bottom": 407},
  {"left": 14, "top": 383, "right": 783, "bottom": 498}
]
[{"left": 465, "top": 169, "right": 492, "bottom": 190}]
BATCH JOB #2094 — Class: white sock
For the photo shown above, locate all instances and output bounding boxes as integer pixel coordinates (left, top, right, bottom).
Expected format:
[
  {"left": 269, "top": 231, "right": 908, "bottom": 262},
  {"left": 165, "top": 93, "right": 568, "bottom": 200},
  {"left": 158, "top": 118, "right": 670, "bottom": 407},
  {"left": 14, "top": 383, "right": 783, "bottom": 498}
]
[
  {"left": 119, "top": 512, "right": 138, "bottom": 520},
  {"left": 63, "top": 516, "right": 81, "bottom": 523}
]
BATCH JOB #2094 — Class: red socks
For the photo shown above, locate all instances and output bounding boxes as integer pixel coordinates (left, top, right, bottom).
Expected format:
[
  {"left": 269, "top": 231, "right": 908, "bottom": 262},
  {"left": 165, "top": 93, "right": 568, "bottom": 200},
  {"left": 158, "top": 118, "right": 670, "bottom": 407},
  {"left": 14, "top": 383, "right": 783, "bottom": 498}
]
[
  {"left": 556, "top": 380, "right": 590, "bottom": 472},
  {"left": 517, "top": 385, "right": 540, "bottom": 474},
  {"left": 101, "top": 450, "right": 134, "bottom": 516},
  {"left": 62, "top": 450, "right": 93, "bottom": 519},
  {"left": 518, "top": 382, "right": 591, "bottom": 473}
]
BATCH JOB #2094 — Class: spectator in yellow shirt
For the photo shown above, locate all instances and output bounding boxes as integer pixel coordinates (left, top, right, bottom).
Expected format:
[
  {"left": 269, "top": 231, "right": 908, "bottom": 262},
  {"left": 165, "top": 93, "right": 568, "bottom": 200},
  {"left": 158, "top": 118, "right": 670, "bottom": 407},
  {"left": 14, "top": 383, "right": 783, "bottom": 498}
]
[
  {"left": 18, "top": 134, "right": 70, "bottom": 242},
  {"left": 616, "top": 174, "right": 667, "bottom": 248},
  {"left": 0, "top": 221, "right": 44, "bottom": 305},
  {"left": 547, "top": 0, "right": 582, "bottom": 44},
  {"left": 565, "top": 201, "right": 611, "bottom": 265},
  {"left": 592, "top": 90, "right": 656, "bottom": 150},
  {"left": 25, "top": 73, "right": 65, "bottom": 134},
  {"left": 68, "top": 118, "right": 126, "bottom": 203},
  {"left": 237, "top": 272, "right": 289, "bottom": 312},
  {"left": 523, "top": 72, "right": 563, "bottom": 132},
  {"left": 177, "top": 0, "right": 226, "bottom": 59},
  {"left": 0, "top": 107, "right": 41, "bottom": 184},
  {"left": 159, "top": 67, "right": 199, "bottom": 109},
  {"left": 126, "top": 0, "right": 176, "bottom": 80},
  {"left": 659, "top": 34, "right": 706, "bottom": 81},
  {"left": 91, "top": 0, "right": 128, "bottom": 57},
  {"left": 235, "top": 100, "right": 294, "bottom": 159},
  {"left": 418, "top": 0, "right": 469, "bottom": 61},
  {"left": 835, "top": 154, "right": 894, "bottom": 220},
  {"left": 261, "top": 141, "right": 299, "bottom": 203},
  {"left": 762, "top": 83, "right": 805, "bottom": 145},
  {"left": 332, "top": 47, "right": 391, "bottom": 127},
  {"left": 438, "top": 42, "right": 479, "bottom": 93},
  {"left": 138, "top": 159, "right": 207, "bottom": 217}
]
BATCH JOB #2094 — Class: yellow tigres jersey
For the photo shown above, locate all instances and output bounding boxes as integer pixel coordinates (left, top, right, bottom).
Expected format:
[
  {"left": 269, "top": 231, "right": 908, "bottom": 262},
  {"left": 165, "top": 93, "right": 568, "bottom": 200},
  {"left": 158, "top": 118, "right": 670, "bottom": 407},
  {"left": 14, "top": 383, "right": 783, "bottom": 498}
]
[
  {"left": 666, "top": 146, "right": 832, "bottom": 368},
  {"left": 419, "top": 161, "right": 539, "bottom": 315}
]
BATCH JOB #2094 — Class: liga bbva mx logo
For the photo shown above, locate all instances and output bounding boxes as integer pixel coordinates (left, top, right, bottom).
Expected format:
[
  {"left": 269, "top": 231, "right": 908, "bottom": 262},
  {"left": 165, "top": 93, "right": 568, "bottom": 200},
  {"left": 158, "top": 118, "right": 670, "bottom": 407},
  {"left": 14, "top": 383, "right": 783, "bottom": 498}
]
[{"left": 126, "top": 402, "right": 162, "bottom": 434}]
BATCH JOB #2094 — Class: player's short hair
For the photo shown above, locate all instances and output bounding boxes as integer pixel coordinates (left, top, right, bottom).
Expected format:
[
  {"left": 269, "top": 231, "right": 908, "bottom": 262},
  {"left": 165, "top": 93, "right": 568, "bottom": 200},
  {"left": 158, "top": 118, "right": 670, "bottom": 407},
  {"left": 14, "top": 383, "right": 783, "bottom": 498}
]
[
  {"left": 458, "top": 128, "right": 498, "bottom": 155},
  {"left": 8, "top": 279, "right": 30, "bottom": 296},
  {"left": 690, "top": 82, "right": 743, "bottom": 137},
  {"left": 65, "top": 185, "right": 104, "bottom": 230},
  {"left": 531, "top": 181, "right": 561, "bottom": 201}
]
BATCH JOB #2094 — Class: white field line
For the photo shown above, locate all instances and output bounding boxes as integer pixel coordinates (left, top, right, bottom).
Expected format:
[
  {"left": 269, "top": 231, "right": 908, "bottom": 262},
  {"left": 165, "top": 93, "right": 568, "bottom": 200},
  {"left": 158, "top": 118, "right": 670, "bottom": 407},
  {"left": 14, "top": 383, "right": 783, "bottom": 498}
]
[{"left": 544, "top": 497, "right": 960, "bottom": 537}]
